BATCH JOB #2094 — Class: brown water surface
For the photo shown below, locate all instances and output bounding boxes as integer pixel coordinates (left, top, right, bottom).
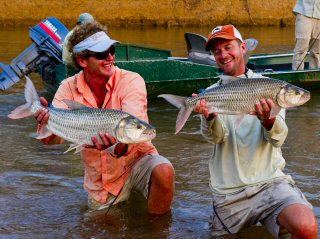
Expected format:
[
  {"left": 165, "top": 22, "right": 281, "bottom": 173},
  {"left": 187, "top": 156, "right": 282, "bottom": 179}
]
[{"left": 0, "top": 25, "right": 319, "bottom": 239}]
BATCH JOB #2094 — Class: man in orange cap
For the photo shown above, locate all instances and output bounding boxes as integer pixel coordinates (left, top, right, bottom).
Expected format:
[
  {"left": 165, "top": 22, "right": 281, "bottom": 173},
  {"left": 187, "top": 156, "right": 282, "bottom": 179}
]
[{"left": 194, "top": 24, "right": 318, "bottom": 238}]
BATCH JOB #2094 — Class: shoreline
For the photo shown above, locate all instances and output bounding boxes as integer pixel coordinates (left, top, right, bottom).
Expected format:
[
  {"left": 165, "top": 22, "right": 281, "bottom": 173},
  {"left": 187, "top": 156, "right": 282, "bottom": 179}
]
[{"left": 0, "top": 0, "right": 296, "bottom": 28}]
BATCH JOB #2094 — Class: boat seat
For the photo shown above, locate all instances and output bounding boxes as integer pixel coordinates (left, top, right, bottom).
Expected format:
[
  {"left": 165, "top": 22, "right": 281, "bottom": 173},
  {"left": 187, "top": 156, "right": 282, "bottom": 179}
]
[
  {"left": 184, "top": 32, "right": 259, "bottom": 66},
  {"left": 184, "top": 32, "right": 217, "bottom": 66}
]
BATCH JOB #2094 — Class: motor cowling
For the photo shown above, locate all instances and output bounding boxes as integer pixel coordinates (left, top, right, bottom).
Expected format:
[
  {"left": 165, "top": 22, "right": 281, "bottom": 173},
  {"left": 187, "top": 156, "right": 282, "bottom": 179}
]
[{"left": 0, "top": 17, "right": 69, "bottom": 90}]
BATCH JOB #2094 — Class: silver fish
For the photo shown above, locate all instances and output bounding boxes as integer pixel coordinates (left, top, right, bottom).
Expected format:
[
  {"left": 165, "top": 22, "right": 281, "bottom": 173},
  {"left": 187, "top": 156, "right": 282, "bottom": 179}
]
[
  {"left": 8, "top": 76, "right": 156, "bottom": 153},
  {"left": 159, "top": 75, "right": 311, "bottom": 134}
]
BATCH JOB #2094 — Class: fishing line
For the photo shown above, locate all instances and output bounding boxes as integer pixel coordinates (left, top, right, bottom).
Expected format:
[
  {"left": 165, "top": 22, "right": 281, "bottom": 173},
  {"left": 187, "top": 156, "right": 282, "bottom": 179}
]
[
  {"left": 212, "top": 202, "right": 232, "bottom": 235},
  {"left": 104, "top": 187, "right": 123, "bottom": 216},
  {"left": 296, "top": 30, "right": 320, "bottom": 70}
]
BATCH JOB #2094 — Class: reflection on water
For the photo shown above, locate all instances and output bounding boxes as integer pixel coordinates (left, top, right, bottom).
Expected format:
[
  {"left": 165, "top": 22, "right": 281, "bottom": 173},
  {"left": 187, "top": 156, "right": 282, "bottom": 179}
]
[{"left": 0, "top": 25, "right": 319, "bottom": 238}]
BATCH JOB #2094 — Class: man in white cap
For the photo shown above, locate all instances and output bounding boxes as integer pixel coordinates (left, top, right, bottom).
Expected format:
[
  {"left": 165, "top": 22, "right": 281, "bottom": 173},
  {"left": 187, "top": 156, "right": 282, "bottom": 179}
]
[
  {"left": 62, "top": 13, "right": 95, "bottom": 65},
  {"left": 194, "top": 24, "right": 318, "bottom": 238},
  {"left": 34, "top": 21, "right": 175, "bottom": 216}
]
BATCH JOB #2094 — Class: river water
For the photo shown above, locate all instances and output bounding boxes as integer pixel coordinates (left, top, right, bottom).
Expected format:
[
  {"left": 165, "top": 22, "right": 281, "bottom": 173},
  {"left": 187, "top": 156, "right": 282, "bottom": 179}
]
[{"left": 0, "top": 24, "right": 319, "bottom": 239}]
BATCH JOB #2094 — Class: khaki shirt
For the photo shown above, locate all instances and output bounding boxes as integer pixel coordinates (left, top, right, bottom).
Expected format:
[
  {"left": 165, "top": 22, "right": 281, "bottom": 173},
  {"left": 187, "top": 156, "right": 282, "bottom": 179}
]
[
  {"left": 201, "top": 69, "right": 291, "bottom": 195},
  {"left": 293, "top": 0, "right": 320, "bottom": 19}
]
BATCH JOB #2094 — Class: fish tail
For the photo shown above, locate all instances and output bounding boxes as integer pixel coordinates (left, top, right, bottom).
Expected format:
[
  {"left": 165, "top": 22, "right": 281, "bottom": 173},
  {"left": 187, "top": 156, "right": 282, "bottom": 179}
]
[
  {"left": 8, "top": 76, "right": 40, "bottom": 119},
  {"left": 175, "top": 107, "right": 193, "bottom": 134},
  {"left": 158, "top": 94, "right": 192, "bottom": 134}
]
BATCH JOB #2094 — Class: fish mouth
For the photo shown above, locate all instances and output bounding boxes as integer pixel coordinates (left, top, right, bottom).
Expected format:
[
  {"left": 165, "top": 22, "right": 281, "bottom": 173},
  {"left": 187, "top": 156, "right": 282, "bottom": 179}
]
[
  {"left": 143, "top": 129, "right": 156, "bottom": 139},
  {"left": 115, "top": 116, "right": 156, "bottom": 143}
]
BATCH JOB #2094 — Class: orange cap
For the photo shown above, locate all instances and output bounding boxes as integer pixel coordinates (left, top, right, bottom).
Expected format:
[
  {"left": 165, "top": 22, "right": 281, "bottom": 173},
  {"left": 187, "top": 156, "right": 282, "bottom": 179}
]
[{"left": 205, "top": 25, "right": 243, "bottom": 51}]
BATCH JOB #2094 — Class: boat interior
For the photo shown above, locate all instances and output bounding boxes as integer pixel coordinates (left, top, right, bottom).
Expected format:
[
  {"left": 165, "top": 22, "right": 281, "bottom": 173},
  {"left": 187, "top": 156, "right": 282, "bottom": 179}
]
[{"left": 184, "top": 32, "right": 309, "bottom": 73}]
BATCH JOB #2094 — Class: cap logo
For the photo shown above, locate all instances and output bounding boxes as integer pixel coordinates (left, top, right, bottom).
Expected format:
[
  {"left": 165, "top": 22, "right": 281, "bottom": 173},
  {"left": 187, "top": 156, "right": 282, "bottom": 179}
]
[
  {"left": 212, "top": 26, "right": 222, "bottom": 34},
  {"left": 91, "top": 32, "right": 104, "bottom": 41}
]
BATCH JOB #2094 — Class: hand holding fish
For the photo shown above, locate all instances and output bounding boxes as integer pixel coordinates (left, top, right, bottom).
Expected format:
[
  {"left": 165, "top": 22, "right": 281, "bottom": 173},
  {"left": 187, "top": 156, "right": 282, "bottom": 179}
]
[
  {"left": 192, "top": 94, "right": 218, "bottom": 121},
  {"left": 9, "top": 77, "right": 156, "bottom": 153},
  {"left": 90, "top": 132, "right": 128, "bottom": 156},
  {"left": 251, "top": 98, "right": 276, "bottom": 130},
  {"left": 159, "top": 76, "right": 310, "bottom": 134},
  {"left": 34, "top": 97, "right": 49, "bottom": 125}
]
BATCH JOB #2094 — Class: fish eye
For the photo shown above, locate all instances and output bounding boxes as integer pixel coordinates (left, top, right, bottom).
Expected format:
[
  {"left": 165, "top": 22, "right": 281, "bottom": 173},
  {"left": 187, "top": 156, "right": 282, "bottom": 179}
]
[{"left": 287, "top": 88, "right": 300, "bottom": 95}]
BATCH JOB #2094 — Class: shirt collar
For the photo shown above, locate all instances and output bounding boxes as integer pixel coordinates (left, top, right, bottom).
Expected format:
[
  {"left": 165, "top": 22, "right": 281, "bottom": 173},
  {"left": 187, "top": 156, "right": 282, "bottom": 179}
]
[{"left": 75, "top": 67, "right": 119, "bottom": 93}]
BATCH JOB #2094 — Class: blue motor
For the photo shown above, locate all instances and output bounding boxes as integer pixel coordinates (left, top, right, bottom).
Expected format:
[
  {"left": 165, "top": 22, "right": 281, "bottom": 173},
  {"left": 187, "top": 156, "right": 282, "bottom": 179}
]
[{"left": 0, "top": 17, "right": 69, "bottom": 90}]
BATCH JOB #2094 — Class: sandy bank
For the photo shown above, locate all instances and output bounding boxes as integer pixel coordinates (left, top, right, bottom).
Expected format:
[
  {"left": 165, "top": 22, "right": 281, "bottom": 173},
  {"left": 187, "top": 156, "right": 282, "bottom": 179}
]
[{"left": 0, "top": 0, "right": 297, "bottom": 27}]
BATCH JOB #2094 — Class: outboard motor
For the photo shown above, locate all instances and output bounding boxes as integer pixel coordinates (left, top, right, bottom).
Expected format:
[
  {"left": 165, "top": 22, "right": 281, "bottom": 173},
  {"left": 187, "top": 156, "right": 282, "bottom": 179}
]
[{"left": 0, "top": 17, "right": 69, "bottom": 90}]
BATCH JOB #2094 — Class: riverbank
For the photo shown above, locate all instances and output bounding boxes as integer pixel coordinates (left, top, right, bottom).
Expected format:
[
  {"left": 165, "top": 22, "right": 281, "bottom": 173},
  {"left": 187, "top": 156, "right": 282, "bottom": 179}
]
[{"left": 0, "top": 0, "right": 296, "bottom": 27}]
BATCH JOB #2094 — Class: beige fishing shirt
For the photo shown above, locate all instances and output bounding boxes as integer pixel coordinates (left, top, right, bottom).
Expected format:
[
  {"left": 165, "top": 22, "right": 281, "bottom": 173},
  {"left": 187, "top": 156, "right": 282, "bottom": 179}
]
[
  {"left": 201, "top": 69, "right": 292, "bottom": 195},
  {"left": 293, "top": 0, "right": 320, "bottom": 19},
  {"left": 42, "top": 68, "right": 157, "bottom": 203}
]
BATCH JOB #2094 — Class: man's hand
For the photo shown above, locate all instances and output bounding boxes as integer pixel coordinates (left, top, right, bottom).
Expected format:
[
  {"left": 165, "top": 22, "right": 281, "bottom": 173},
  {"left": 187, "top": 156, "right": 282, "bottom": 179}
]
[
  {"left": 34, "top": 97, "right": 49, "bottom": 125},
  {"left": 90, "top": 132, "right": 128, "bottom": 156},
  {"left": 192, "top": 93, "right": 218, "bottom": 121},
  {"left": 252, "top": 98, "right": 276, "bottom": 130}
]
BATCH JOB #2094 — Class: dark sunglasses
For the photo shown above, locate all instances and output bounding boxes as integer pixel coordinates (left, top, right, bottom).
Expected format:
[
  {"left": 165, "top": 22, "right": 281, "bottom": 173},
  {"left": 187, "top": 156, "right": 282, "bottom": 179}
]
[{"left": 87, "top": 45, "right": 116, "bottom": 60}]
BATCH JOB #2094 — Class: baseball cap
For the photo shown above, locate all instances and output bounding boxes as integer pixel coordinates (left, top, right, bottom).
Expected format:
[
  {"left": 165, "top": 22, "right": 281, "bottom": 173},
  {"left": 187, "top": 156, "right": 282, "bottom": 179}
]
[
  {"left": 77, "top": 13, "right": 94, "bottom": 25},
  {"left": 73, "top": 31, "right": 120, "bottom": 54},
  {"left": 205, "top": 25, "right": 243, "bottom": 51}
]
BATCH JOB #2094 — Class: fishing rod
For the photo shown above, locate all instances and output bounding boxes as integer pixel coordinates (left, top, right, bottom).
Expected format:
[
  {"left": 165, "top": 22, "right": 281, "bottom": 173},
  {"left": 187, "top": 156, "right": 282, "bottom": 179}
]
[{"left": 296, "top": 30, "right": 320, "bottom": 70}]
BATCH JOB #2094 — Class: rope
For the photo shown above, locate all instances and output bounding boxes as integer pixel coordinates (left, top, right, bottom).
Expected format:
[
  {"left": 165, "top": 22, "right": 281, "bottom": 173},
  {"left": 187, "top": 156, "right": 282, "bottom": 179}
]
[{"left": 246, "top": 0, "right": 256, "bottom": 25}]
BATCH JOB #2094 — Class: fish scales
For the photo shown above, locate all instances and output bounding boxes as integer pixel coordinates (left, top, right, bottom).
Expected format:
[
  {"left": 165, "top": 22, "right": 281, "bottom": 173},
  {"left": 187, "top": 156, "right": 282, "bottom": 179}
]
[
  {"left": 45, "top": 107, "right": 130, "bottom": 145},
  {"left": 31, "top": 100, "right": 131, "bottom": 145},
  {"left": 9, "top": 77, "right": 156, "bottom": 152},
  {"left": 158, "top": 76, "right": 310, "bottom": 134},
  {"left": 187, "top": 78, "right": 286, "bottom": 114}
]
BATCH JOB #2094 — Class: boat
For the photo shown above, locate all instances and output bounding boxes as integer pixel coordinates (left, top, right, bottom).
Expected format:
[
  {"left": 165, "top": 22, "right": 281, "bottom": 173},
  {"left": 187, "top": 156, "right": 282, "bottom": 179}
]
[
  {"left": 0, "top": 17, "right": 319, "bottom": 101},
  {"left": 0, "top": 17, "right": 220, "bottom": 99},
  {"left": 43, "top": 45, "right": 220, "bottom": 99},
  {"left": 184, "top": 31, "right": 319, "bottom": 90}
]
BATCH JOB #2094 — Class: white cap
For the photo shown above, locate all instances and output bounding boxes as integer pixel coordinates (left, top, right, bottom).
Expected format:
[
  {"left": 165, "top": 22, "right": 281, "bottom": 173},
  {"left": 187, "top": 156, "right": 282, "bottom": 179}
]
[{"left": 73, "top": 31, "right": 120, "bottom": 53}]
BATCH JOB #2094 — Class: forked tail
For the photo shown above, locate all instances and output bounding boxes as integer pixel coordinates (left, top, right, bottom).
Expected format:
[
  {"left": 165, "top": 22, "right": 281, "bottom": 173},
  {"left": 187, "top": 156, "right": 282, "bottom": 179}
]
[
  {"left": 8, "top": 76, "right": 40, "bottom": 119},
  {"left": 158, "top": 94, "right": 193, "bottom": 134}
]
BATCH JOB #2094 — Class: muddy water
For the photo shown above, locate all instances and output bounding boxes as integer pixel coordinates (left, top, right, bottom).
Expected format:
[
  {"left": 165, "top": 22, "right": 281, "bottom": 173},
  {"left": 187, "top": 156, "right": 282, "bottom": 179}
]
[{"left": 0, "top": 25, "right": 319, "bottom": 238}]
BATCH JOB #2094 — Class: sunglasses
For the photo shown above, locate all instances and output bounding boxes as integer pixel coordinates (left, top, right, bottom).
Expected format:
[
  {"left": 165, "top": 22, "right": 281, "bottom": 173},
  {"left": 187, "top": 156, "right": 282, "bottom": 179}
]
[{"left": 87, "top": 46, "right": 116, "bottom": 60}]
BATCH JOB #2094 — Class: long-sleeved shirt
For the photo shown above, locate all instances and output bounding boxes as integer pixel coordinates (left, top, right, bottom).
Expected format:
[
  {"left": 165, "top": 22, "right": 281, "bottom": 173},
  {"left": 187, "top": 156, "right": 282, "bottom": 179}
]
[
  {"left": 43, "top": 67, "right": 158, "bottom": 203},
  {"left": 293, "top": 0, "right": 320, "bottom": 19},
  {"left": 201, "top": 69, "right": 292, "bottom": 195}
]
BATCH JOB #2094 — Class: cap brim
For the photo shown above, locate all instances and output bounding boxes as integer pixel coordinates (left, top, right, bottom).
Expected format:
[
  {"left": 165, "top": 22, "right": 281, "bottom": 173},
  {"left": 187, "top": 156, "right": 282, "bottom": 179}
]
[{"left": 205, "top": 35, "right": 237, "bottom": 51}]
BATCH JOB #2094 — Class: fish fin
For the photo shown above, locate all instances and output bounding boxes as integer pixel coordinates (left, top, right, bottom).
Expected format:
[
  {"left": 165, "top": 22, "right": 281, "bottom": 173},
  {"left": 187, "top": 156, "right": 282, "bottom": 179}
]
[
  {"left": 176, "top": 107, "right": 193, "bottom": 134},
  {"left": 36, "top": 125, "right": 53, "bottom": 139},
  {"left": 8, "top": 76, "right": 39, "bottom": 119},
  {"left": 234, "top": 115, "right": 245, "bottom": 129},
  {"left": 103, "top": 144, "right": 117, "bottom": 154},
  {"left": 158, "top": 94, "right": 186, "bottom": 109},
  {"left": 158, "top": 94, "right": 192, "bottom": 134},
  {"left": 8, "top": 104, "right": 33, "bottom": 119},
  {"left": 64, "top": 144, "right": 84, "bottom": 154},
  {"left": 25, "top": 76, "right": 40, "bottom": 103},
  {"left": 269, "top": 105, "right": 281, "bottom": 118},
  {"left": 62, "top": 99, "right": 88, "bottom": 110},
  {"left": 207, "top": 105, "right": 220, "bottom": 114}
]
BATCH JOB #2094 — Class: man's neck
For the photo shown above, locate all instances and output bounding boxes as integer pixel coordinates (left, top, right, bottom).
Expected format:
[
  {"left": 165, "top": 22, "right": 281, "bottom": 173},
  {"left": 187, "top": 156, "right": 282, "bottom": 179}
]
[{"left": 84, "top": 71, "right": 109, "bottom": 107}]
